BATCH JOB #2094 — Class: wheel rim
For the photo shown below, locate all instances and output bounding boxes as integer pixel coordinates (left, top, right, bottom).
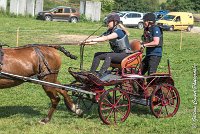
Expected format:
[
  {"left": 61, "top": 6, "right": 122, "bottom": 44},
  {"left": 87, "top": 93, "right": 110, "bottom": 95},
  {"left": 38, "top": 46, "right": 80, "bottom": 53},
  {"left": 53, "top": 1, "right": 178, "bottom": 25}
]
[
  {"left": 187, "top": 26, "right": 191, "bottom": 32},
  {"left": 71, "top": 18, "right": 77, "bottom": 23},
  {"left": 169, "top": 26, "right": 174, "bottom": 31},
  {"left": 98, "top": 88, "right": 131, "bottom": 125},
  {"left": 150, "top": 84, "right": 180, "bottom": 118},
  {"left": 45, "top": 16, "right": 52, "bottom": 21},
  {"left": 138, "top": 23, "right": 143, "bottom": 29}
]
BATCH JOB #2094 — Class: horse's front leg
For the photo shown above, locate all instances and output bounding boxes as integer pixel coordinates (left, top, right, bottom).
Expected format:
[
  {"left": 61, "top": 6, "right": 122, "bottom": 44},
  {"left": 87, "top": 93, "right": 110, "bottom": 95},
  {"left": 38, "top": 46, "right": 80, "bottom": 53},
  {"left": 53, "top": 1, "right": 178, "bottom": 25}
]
[{"left": 39, "top": 85, "right": 60, "bottom": 124}]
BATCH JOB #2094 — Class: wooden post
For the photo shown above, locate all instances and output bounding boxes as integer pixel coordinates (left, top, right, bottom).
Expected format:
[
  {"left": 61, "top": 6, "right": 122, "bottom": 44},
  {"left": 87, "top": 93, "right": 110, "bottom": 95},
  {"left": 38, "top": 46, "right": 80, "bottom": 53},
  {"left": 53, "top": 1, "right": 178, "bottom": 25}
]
[
  {"left": 16, "top": 27, "right": 20, "bottom": 47},
  {"left": 180, "top": 23, "right": 183, "bottom": 50}
]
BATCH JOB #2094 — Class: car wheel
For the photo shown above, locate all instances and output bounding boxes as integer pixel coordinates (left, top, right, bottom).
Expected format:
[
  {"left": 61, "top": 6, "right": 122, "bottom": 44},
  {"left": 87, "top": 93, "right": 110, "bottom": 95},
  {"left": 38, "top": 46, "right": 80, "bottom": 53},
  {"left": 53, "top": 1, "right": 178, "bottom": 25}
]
[
  {"left": 45, "top": 15, "right": 52, "bottom": 21},
  {"left": 138, "top": 22, "right": 144, "bottom": 29},
  {"left": 169, "top": 26, "right": 174, "bottom": 31},
  {"left": 70, "top": 17, "right": 78, "bottom": 23},
  {"left": 187, "top": 26, "right": 192, "bottom": 32}
]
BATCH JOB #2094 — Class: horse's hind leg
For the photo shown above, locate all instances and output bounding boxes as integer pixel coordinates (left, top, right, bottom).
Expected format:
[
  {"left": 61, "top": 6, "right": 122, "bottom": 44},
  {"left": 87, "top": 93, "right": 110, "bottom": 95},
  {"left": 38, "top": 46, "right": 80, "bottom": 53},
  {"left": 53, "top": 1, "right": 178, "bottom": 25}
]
[
  {"left": 39, "top": 85, "right": 61, "bottom": 124},
  {"left": 53, "top": 83, "right": 83, "bottom": 116},
  {"left": 40, "top": 75, "right": 82, "bottom": 124}
]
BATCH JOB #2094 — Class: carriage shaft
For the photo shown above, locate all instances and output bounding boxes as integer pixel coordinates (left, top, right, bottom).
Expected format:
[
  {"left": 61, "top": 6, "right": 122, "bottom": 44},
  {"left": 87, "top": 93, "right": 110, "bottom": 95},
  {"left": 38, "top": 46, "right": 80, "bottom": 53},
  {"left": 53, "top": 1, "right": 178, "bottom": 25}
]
[{"left": 0, "top": 72, "right": 96, "bottom": 95}]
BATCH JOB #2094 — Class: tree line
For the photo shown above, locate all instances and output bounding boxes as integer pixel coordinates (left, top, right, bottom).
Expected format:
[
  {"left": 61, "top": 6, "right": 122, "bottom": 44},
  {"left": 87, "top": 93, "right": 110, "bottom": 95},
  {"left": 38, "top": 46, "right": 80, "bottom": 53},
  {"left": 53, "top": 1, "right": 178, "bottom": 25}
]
[
  {"left": 45, "top": 0, "right": 200, "bottom": 13},
  {"left": 91, "top": 0, "right": 200, "bottom": 13}
]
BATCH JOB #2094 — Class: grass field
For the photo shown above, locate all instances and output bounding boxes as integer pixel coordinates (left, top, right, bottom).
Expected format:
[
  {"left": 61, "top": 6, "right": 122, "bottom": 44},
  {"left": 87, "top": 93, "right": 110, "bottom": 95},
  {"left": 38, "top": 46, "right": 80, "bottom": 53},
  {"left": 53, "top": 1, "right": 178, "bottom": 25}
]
[{"left": 0, "top": 15, "right": 199, "bottom": 134}]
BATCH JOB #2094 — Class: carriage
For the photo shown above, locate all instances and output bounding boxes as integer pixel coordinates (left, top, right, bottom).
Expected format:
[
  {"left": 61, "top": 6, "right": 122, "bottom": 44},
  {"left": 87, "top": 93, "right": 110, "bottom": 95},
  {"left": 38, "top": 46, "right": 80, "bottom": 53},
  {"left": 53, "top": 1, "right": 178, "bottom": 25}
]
[
  {"left": 66, "top": 41, "right": 180, "bottom": 124},
  {"left": 0, "top": 41, "right": 180, "bottom": 125}
]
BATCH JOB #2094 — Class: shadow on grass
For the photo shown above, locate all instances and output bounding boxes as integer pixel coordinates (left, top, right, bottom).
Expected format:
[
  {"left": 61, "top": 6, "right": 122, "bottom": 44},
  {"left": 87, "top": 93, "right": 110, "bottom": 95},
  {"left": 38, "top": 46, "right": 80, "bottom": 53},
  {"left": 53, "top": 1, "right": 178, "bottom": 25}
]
[
  {"left": 0, "top": 106, "right": 42, "bottom": 118},
  {"left": 130, "top": 104, "right": 152, "bottom": 117},
  {"left": 58, "top": 102, "right": 100, "bottom": 119}
]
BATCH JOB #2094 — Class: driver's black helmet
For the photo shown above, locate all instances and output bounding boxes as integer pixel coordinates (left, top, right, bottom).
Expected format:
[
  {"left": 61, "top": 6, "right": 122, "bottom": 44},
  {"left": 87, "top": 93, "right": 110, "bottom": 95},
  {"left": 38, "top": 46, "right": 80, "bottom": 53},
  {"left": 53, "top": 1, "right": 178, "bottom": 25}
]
[
  {"left": 106, "top": 13, "right": 120, "bottom": 24},
  {"left": 143, "top": 13, "right": 156, "bottom": 23}
]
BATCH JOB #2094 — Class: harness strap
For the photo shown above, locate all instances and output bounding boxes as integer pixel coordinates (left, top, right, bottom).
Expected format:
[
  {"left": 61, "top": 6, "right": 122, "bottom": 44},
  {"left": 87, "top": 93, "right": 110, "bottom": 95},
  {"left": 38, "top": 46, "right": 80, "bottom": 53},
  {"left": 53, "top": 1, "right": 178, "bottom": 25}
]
[
  {"left": 33, "top": 47, "right": 58, "bottom": 78},
  {"left": 0, "top": 46, "right": 4, "bottom": 71}
]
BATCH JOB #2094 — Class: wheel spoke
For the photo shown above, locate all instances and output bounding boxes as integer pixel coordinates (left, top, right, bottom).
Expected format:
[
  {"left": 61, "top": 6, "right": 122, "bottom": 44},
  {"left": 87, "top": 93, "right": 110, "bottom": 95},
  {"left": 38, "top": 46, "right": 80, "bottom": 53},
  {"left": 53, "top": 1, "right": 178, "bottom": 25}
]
[
  {"left": 157, "top": 106, "right": 163, "bottom": 117},
  {"left": 114, "top": 109, "right": 117, "bottom": 124},
  {"left": 101, "top": 106, "right": 112, "bottom": 111},
  {"left": 165, "top": 106, "right": 169, "bottom": 115},
  {"left": 105, "top": 109, "right": 114, "bottom": 121},
  {"left": 116, "top": 104, "right": 129, "bottom": 108},
  {"left": 115, "top": 107, "right": 126, "bottom": 117},
  {"left": 104, "top": 98, "right": 112, "bottom": 106},
  {"left": 153, "top": 102, "right": 162, "bottom": 108},
  {"left": 115, "top": 94, "right": 123, "bottom": 105}
]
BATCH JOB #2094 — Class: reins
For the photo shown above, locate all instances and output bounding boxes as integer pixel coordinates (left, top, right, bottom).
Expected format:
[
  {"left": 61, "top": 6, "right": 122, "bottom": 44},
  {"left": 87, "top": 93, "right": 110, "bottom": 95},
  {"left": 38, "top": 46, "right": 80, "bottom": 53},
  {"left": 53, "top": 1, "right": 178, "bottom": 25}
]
[{"left": 79, "top": 25, "right": 103, "bottom": 70}]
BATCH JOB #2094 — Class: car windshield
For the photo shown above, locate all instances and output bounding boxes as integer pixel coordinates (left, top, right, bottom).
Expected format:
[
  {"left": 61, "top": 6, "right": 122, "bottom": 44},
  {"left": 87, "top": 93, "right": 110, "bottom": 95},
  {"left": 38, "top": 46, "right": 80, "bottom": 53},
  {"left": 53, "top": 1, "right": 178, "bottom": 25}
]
[
  {"left": 49, "top": 8, "right": 57, "bottom": 12},
  {"left": 161, "top": 15, "right": 175, "bottom": 21},
  {"left": 118, "top": 12, "right": 126, "bottom": 17}
]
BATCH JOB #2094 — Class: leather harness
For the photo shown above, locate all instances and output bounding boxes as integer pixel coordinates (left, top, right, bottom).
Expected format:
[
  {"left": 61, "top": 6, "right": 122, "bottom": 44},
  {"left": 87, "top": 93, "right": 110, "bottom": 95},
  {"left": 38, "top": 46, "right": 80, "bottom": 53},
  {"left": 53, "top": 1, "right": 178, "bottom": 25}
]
[
  {"left": 0, "top": 44, "right": 58, "bottom": 79},
  {"left": 33, "top": 46, "right": 59, "bottom": 78}
]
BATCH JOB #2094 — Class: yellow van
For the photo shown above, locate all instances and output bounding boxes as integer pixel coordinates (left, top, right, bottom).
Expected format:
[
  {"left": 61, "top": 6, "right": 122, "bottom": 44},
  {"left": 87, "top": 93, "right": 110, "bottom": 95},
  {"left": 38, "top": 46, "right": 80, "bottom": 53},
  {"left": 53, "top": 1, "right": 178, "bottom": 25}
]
[{"left": 157, "top": 12, "right": 194, "bottom": 31}]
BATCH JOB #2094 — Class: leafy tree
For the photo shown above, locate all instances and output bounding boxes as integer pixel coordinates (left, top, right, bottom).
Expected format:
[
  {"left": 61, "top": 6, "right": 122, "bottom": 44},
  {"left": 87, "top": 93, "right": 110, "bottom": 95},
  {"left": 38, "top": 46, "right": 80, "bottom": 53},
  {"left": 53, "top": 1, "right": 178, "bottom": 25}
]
[
  {"left": 191, "top": 0, "right": 200, "bottom": 11},
  {"left": 162, "top": 0, "right": 194, "bottom": 11},
  {"left": 113, "top": 0, "right": 160, "bottom": 12}
]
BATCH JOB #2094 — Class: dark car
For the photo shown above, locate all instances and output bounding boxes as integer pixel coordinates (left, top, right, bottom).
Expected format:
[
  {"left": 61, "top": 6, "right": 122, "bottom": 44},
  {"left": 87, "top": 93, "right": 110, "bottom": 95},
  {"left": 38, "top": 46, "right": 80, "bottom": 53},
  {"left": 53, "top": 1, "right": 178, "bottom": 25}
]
[{"left": 36, "top": 6, "right": 80, "bottom": 23}]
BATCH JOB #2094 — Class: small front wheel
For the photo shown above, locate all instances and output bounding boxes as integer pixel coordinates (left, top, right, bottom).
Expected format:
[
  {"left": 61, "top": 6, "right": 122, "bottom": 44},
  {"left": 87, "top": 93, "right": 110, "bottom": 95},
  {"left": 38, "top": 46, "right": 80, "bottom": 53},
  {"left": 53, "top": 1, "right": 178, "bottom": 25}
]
[
  {"left": 98, "top": 88, "right": 131, "bottom": 125},
  {"left": 150, "top": 83, "right": 180, "bottom": 118}
]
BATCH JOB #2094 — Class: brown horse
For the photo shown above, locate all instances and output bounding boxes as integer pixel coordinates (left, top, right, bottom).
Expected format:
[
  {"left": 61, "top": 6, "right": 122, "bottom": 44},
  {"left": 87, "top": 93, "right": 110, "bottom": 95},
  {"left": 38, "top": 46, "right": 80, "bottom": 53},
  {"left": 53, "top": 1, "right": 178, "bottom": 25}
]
[{"left": 0, "top": 44, "right": 82, "bottom": 124}]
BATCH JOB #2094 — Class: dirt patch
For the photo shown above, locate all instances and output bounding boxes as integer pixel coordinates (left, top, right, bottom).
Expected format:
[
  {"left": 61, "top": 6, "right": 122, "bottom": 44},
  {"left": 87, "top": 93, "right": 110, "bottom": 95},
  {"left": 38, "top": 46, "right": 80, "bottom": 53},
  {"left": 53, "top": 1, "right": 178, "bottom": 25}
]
[
  {"left": 191, "top": 26, "right": 200, "bottom": 33},
  {"left": 56, "top": 34, "right": 98, "bottom": 44},
  {"left": 193, "top": 14, "right": 200, "bottom": 22}
]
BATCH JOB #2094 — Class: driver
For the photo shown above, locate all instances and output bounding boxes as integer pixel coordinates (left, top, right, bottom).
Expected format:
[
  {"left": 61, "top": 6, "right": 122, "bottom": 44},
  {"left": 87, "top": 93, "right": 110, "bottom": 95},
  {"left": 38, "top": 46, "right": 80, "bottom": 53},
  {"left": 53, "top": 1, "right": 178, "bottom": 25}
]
[
  {"left": 141, "top": 13, "right": 163, "bottom": 75},
  {"left": 83, "top": 13, "right": 131, "bottom": 78}
]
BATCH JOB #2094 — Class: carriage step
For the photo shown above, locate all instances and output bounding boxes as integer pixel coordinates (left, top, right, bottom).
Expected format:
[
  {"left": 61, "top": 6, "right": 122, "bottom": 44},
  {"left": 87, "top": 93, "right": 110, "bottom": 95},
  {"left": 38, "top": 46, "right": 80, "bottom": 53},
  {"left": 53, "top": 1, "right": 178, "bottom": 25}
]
[{"left": 130, "top": 97, "right": 149, "bottom": 106}]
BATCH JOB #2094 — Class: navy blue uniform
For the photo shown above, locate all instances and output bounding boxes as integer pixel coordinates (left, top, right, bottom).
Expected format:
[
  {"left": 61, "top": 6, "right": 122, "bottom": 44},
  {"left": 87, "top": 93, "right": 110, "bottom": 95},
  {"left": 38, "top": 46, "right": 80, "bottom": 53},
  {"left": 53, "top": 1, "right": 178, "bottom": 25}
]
[{"left": 142, "top": 26, "right": 163, "bottom": 75}]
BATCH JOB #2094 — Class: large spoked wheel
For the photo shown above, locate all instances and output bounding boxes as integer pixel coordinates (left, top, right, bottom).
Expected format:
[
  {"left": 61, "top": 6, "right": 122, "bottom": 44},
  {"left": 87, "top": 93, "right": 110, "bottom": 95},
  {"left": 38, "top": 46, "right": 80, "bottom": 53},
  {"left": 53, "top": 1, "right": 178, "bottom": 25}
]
[
  {"left": 98, "top": 88, "right": 131, "bottom": 125},
  {"left": 150, "top": 84, "right": 180, "bottom": 118}
]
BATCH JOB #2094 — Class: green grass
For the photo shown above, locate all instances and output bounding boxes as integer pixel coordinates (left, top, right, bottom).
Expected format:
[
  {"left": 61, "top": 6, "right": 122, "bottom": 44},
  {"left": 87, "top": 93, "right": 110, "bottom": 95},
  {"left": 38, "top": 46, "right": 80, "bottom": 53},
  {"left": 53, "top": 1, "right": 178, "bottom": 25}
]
[{"left": 0, "top": 15, "right": 200, "bottom": 134}]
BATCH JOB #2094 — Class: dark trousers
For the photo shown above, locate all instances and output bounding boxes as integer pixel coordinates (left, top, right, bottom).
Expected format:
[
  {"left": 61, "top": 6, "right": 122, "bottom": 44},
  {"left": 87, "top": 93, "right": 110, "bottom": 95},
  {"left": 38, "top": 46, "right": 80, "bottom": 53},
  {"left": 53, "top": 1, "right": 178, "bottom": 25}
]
[
  {"left": 141, "top": 55, "right": 161, "bottom": 75},
  {"left": 90, "top": 52, "right": 130, "bottom": 75}
]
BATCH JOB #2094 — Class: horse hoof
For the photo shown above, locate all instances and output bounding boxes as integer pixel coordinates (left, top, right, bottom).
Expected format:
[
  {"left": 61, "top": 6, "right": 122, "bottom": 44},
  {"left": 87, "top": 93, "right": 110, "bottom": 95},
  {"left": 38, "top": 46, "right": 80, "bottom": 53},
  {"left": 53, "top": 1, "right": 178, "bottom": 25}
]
[
  {"left": 76, "top": 109, "right": 83, "bottom": 116},
  {"left": 38, "top": 118, "right": 50, "bottom": 125}
]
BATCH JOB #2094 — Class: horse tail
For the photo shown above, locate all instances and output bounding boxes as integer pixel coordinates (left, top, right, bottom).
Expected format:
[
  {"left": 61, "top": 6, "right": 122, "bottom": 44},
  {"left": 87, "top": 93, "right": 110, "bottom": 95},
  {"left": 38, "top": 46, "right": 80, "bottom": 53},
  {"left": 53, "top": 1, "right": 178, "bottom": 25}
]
[
  {"left": 26, "top": 44, "right": 77, "bottom": 60},
  {"left": 54, "top": 46, "right": 77, "bottom": 60}
]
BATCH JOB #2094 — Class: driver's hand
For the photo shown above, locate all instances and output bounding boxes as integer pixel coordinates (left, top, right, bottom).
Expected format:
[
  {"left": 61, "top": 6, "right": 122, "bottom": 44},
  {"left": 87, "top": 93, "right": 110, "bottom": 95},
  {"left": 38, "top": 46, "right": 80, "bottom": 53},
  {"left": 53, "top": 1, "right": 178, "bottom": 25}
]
[{"left": 79, "top": 40, "right": 97, "bottom": 45}]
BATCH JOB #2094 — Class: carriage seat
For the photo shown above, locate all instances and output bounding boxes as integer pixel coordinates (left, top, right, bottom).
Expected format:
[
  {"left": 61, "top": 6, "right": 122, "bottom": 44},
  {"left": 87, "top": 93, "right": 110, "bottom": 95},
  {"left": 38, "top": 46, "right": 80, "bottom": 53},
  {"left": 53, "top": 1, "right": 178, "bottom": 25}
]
[{"left": 110, "top": 40, "right": 143, "bottom": 76}]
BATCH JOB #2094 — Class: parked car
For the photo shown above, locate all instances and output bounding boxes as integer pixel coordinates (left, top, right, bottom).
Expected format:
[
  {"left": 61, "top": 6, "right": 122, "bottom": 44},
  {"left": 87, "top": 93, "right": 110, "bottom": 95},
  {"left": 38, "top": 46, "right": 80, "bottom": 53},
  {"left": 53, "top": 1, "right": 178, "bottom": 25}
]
[
  {"left": 104, "top": 11, "right": 144, "bottom": 29},
  {"left": 36, "top": 6, "right": 80, "bottom": 23},
  {"left": 157, "top": 12, "right": 194, "bottom": 31}
]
